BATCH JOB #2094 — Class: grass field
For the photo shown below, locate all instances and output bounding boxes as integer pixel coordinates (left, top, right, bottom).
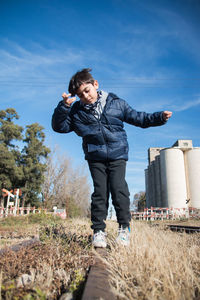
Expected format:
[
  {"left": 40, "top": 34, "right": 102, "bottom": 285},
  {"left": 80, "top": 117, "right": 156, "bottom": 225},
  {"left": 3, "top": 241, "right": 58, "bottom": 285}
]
[{"left": 0, "top": 214, "right": 199, "bottom": 299}]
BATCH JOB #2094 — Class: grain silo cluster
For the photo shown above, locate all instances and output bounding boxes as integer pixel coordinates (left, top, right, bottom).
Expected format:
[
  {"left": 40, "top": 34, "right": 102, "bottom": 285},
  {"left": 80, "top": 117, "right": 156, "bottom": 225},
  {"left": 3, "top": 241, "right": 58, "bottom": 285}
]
[{"left": 145, "top": 140, "right": 200, "bottom": 209}]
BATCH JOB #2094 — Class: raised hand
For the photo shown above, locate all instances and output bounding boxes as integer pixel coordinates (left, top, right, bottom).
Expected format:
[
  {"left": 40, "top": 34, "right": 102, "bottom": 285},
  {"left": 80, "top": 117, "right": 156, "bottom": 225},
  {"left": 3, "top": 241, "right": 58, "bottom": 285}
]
[
  {"left": 62, "top": 93, "right": 76, "bottom": 106},
  {"left": 163, "top": 111, "right": 172, "bottom": 121}
]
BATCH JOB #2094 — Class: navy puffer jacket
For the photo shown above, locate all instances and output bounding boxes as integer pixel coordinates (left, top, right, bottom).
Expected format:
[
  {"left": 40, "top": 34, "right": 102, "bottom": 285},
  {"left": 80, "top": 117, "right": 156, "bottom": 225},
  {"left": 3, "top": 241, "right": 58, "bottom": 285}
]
[{"left": 52, "top": 93, "right": 166, "bottom": 161}]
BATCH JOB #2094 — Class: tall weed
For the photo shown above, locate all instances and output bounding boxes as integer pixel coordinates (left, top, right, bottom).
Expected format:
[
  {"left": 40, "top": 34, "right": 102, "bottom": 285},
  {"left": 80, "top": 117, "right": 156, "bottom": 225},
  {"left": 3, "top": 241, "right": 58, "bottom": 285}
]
[{"left": 106, "top": 220, "right": 200, "bottom": 300}]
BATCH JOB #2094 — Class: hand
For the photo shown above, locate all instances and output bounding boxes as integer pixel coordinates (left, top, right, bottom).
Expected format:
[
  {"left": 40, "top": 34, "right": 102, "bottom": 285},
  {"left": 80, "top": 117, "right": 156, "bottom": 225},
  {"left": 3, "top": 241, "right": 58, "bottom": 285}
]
[
  {"left": 62, "top": 93, "right": 76, "bottom": 106},
  {"left": 163, "top": 111, "right": 172, "bottom": 121}
]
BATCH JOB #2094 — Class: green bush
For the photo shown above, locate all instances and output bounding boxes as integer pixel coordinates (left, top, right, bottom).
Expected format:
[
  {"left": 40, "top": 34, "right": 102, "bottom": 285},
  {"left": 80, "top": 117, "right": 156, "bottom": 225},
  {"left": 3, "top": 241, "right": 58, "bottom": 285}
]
[{"left": 0, "top": 212, "right": 62, "bottom": 228}]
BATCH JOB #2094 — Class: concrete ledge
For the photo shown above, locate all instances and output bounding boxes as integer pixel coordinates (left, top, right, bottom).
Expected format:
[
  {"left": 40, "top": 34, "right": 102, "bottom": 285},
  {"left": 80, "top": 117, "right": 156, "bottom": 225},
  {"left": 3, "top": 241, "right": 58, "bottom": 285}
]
[{"left": 82, "top": 248, "right": 117, "bottom": 300}]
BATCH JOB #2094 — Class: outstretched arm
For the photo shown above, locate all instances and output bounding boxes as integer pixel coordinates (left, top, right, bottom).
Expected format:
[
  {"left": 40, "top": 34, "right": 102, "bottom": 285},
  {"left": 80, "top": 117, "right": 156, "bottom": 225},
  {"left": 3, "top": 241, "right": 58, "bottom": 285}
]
[
  {"left": 51, "top": 93, "right": 76, "bottom": 133},
  {"left": 122, "top": 100, "right": 172, "bottom": 128}
]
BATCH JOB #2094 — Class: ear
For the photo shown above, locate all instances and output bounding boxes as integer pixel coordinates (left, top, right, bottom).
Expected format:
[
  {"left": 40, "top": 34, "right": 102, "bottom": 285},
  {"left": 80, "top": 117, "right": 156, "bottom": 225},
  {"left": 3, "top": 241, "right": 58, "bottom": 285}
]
[{"left": 93, "top": 80, "right": 99, "bottom": 90}]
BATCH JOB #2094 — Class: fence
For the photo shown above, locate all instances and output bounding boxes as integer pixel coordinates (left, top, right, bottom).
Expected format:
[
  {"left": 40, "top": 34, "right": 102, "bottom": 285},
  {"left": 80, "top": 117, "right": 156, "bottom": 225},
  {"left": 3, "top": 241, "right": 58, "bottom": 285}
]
[
  {"left": 0, "top": 207, "right": 46, "bottom": 218},
  {"left": 131, "top": 207, "right": 200, "bottom": 221}
]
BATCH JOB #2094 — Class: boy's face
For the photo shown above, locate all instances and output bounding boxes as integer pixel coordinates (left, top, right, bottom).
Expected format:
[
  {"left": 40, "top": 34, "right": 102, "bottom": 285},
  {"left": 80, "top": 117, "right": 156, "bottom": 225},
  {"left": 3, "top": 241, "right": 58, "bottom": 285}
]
[{"left": 76, "top": 80, "right": 99, "bottom": 104}]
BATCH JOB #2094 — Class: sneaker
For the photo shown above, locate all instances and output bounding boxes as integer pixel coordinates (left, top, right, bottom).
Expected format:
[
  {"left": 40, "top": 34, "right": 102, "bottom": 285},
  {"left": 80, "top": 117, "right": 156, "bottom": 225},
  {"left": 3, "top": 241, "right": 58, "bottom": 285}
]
[
  {"left": 116, "top": 227, "right": 130, "bottom": 246},
  {"left": 93, "top": 230, "right": 107, "bottom": 248}
]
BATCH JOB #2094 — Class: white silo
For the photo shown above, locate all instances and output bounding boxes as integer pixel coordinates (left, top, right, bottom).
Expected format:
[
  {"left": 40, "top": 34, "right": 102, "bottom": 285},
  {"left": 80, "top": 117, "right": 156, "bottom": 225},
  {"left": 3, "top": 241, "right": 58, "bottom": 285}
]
[
  {"left": 147, "top": 165, "right": 152, "bottom": 207},
  {"left": 149, "top": 163, "right": 156, "bottom": 207},
  {"left": 145, "top": 169, "right": 150, "bottom": 208},
  {"left": 152, "top": 160, "right": 158, "bottom": 207},
  {"left": 154, "top": 155, "right": 162, "bottom": 207},
  {"left": 160, "top": 148, "right": 187, "bottom": 208},
  {"left": 185, "top": 148, "right": 200, "bottom": 208}
]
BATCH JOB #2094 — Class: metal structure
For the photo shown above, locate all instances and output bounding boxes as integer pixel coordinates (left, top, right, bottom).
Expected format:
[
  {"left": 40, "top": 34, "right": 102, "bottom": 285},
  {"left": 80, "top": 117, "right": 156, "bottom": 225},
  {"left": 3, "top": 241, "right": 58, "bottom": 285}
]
[
  {"left": 2, "top": 188, "right": 21, "bottom": 216},
  {"left": 145, "top": 140, "right": 200, "bottom": 209},
  {"left": 131, "top": 207, "right": 200, "bottom": 220}
]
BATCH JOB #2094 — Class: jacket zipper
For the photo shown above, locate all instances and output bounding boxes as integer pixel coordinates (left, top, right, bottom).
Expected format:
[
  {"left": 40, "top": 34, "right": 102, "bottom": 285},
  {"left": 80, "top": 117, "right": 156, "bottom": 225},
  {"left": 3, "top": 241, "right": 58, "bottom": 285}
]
[{"left": 98, "top": 119, "right": 109, "bottom": 161}]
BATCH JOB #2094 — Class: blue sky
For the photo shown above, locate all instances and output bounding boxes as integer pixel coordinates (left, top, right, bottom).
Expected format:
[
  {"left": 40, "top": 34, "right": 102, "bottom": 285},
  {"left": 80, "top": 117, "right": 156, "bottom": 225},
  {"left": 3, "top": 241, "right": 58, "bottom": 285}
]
[{"left": 0, "top": 0, "right": 200, "bottom": 205}]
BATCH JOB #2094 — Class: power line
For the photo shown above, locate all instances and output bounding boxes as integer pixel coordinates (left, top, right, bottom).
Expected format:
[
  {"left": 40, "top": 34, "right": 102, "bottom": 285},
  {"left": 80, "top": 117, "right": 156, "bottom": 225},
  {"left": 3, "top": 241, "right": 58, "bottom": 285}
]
[
  {"left": 0, "top": 77, "right": 200, "bottom": 88},
  {"left": 0, "top": 76, "right": 200, "bottom": 81}
]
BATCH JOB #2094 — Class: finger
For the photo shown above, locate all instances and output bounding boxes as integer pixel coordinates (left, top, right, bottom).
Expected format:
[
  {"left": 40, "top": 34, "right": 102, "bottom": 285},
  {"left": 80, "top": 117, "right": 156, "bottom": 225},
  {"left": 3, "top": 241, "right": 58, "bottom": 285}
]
[
  {"left": 63, "top": 96, "right": 76, "bottom": 106},
  {"left": 164, "top": 111, "right": 172, "bottom": 118},
  {"left": 165, "top": 113, "right": 172, "bottom": 120},
  {"left": 68, "top": 97, "right": 76, "bottom": 104},
  {"left": 167, "top": 112, "right": 172, "bottom": 118},
  {"left": 62, "top": 92, "right": 71, "bottom": 99}
]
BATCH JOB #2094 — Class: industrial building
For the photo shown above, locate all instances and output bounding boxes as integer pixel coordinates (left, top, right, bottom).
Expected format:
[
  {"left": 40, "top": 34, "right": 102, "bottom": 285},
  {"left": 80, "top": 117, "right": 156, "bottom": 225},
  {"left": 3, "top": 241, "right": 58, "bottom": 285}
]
[{"left": 145, "top": 140, "right": 200, "bottom": 209}]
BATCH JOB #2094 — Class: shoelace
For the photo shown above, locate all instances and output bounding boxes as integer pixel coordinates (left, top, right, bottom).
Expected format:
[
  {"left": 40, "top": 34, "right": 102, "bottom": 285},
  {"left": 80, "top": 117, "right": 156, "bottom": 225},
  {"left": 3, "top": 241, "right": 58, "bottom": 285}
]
[
  {"left": 118, "top": 228, "right": 130, "bottom": 240},
  {"left": 94, "top": 231, "right": 106, "bottom": 239}
]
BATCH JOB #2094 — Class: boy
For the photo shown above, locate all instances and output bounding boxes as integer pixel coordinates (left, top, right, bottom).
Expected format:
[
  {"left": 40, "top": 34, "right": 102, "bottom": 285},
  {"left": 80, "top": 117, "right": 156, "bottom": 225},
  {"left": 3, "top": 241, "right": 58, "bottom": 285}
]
[{"left": 52, "top": 68, "right": 172, "bottom": 247}]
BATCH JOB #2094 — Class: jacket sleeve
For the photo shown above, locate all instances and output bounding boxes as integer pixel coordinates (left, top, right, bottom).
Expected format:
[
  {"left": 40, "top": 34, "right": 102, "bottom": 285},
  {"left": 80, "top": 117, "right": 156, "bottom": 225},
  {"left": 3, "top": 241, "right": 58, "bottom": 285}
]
[
  {"left": 51, "top": 100, "right": 74, "bottom": 133},
  {"left": 122, "top": 100, "right": 166, "bottom": 128}
]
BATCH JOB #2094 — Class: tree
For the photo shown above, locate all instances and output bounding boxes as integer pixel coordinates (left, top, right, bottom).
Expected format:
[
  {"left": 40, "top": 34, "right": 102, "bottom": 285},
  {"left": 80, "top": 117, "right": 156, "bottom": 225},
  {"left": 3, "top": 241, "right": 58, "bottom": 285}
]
[
  {"left": 0, "top": 109, "right": 50, "bottom": 207},
  {"left": 0, "top": 144, "right": 23, "bottom": 189},
  {"left": 21, "top": 123, "right": 50, "bottom": 206},
  {"left": 0, "top": 108, "right": 23, "bottom": 147},
  {"left": 42, "top": 148, "right": 90, "bottom": 217},
  {"left": 133, "top": 191, "right": 146, "bottom": 211},
  {"left": 0, "top": 109, "right": 24, "bottom": 198},
  {"left": 66, "top": 167, "right": 90, "bottom": 217}
]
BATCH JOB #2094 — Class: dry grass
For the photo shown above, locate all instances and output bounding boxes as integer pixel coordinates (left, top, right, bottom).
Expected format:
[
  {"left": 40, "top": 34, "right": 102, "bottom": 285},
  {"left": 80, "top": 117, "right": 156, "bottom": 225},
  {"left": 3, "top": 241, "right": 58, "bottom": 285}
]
[
  {"left": 0, "top": 216, "right": 200, "bottom": 299},
  {"left": 105, "top": 220, "right": 200, "bottom": 300},
  {"left": 0, "top": 216, "right": 93, "bottom": 299}
]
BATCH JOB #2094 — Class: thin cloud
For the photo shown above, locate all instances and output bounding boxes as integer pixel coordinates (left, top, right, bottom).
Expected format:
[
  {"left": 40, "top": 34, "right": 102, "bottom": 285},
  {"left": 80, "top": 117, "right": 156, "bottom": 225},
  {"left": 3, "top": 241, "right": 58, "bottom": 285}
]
[
  {"left": 172, "top": 98, "right": 200, "bottom": 112},
  {"left": 0, "top": 41, "right": 84, "bottom": 75}
]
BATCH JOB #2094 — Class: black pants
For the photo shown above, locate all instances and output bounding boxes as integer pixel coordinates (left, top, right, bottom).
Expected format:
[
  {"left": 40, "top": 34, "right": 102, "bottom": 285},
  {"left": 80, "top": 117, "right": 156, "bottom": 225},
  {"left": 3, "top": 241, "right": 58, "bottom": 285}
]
[{"left": 88, "top": 159, "right": 131, "bottom": 233}]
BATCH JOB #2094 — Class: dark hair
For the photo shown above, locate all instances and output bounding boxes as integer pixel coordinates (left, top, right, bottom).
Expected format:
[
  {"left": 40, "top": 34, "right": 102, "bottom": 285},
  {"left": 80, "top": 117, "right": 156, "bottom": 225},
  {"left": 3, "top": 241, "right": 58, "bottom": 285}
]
[{"left": 68, "top": 68, "right": 95, "bottom": 96}]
